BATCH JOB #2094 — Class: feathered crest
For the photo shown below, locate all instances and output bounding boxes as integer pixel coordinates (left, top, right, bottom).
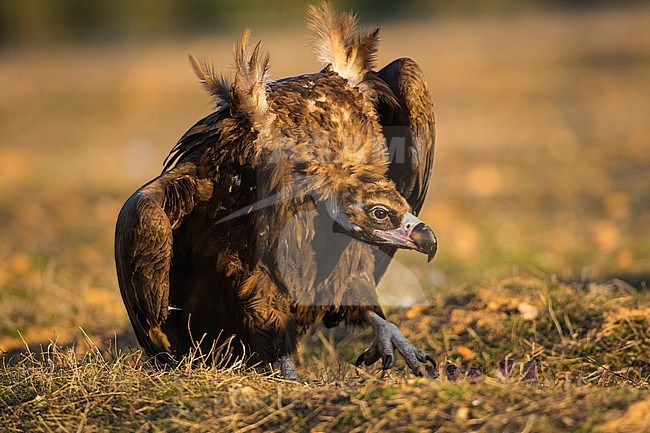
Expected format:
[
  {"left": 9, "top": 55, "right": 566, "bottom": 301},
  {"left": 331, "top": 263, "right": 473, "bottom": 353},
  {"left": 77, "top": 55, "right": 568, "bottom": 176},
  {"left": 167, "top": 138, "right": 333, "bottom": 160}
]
[
  {"left": 189, "top": 29, "right": 271, "bottom": 123},
  {"left": 232, "top": 28, "right": 271, "bottom": 123},
  {"left": 307, "top": 1, "right": 379, "bottom": 86},
  {"left": 188, "top": 54, "right": 231, "bottom": 108}
]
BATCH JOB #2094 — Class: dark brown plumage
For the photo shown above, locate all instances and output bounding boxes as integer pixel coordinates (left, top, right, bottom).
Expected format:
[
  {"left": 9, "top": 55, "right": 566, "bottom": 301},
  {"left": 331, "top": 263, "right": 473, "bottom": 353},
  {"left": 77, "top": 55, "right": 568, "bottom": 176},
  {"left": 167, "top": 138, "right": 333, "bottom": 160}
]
[{"left": 115, "top": 2, "right": 437, "bottom": 377}]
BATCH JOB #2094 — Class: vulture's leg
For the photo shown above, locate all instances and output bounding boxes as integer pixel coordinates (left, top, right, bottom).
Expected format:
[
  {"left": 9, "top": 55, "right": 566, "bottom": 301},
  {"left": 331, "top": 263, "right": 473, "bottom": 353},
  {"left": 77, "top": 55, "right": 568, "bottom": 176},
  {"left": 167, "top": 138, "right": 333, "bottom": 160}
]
[
  {"left": 355, "top": 311, "right": 437, "bottom": 378},
  {"left": 240, "top": 266, "right": 300, "bottom": 379},
  {"left": 273, "top": 355, "right": 299, "bottom": 381}
]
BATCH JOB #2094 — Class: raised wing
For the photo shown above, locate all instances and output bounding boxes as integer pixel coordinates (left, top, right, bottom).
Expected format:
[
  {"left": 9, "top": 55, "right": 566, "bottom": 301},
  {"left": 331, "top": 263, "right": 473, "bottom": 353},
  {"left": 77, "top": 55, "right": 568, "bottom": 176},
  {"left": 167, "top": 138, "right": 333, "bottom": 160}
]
[
  {"left": 373, "top": 58, "right": 436, "bottom": 281},
  {"left": 377, "top": 58, "right": 435, "bottom": 214}
]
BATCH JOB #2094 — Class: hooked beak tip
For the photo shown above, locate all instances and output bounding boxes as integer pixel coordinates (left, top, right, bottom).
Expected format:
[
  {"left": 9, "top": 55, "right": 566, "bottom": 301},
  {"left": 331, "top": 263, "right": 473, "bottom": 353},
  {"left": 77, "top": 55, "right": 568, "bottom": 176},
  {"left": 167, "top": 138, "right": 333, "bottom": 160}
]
[
  {"left": 371, "top": 213, "right": 437, "bottom": 261},
  {"left": 410, "top": 222, "right": 438, "bottom": 262}
]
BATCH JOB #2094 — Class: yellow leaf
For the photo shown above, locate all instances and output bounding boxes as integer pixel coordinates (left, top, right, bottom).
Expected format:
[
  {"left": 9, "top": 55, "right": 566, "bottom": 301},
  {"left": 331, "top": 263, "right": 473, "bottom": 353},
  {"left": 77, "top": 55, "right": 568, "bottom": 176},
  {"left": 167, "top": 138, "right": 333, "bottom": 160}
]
[{"left": 457, "top": 345, "right": 476, "bottom": 360}]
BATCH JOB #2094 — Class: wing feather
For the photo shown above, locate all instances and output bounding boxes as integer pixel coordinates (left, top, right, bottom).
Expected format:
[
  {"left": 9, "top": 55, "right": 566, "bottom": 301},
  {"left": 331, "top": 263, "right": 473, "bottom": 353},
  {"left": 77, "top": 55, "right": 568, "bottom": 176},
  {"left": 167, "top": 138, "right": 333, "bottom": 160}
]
[
  {"left": 377, "top": 58, "right": 435, "bottom": 214},
  {"left": 373, "top": 58, "right": 436, "bottom": 281},
  {"left": 115, "top": 165, "right": 213, "bottom": 357}
]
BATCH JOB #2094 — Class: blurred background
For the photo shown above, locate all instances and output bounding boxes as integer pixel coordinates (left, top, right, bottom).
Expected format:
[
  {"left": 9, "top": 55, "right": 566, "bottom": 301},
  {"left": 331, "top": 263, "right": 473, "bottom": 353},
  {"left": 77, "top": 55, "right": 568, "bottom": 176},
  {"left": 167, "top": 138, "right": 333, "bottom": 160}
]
[{"left": 0, "top": 0, "right": 648, "bottom": 353}]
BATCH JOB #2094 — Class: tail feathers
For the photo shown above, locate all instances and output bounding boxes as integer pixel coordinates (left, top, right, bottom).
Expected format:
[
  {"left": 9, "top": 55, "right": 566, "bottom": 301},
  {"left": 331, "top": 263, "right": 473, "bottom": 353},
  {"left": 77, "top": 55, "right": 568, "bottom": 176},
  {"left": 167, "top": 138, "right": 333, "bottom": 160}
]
[{"left": 308, "top": 1, "right": 380, "bottom": 85}]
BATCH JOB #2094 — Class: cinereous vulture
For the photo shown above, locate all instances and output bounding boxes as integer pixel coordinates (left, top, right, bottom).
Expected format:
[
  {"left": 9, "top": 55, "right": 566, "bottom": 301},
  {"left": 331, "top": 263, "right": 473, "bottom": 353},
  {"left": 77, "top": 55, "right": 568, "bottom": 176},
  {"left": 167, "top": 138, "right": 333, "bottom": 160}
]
[{"left": 115, "top": 2, "right": 437, "bottom": 379}]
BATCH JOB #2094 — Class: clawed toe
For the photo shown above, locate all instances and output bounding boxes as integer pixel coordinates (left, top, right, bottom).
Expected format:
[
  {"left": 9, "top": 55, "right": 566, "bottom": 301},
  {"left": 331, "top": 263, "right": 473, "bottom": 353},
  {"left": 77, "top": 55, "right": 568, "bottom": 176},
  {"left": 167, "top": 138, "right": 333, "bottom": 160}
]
[
  {"left": 354, "top": 352, "right": 365, "bottom": 367},
  {"left": 355, "top": 343, "right": 437, "bottom": 378},
  {"left": 355, "top": 311, "right": 438, "bottom": 378},
  {"left": 382, "top": 354, "right": 393, "bottom": 370}
]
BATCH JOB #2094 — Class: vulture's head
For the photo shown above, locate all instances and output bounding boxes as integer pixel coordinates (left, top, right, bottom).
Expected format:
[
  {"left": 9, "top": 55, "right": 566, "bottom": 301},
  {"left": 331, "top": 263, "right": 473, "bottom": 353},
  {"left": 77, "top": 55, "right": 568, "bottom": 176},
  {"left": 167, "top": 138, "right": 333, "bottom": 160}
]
[{"left": 325, "top": 178, "right": 437, "bottom": 261}]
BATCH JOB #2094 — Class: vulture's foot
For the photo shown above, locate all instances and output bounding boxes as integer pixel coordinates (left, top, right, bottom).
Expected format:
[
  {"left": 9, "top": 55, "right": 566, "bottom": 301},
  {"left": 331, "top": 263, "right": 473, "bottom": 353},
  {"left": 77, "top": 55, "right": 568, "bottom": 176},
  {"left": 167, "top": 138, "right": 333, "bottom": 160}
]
[
  {"left": 355, "top": 311, "right": 437, "bottom": 378},
  {"left": 274, "top": 355, "right": 300, "bottom": 381}
]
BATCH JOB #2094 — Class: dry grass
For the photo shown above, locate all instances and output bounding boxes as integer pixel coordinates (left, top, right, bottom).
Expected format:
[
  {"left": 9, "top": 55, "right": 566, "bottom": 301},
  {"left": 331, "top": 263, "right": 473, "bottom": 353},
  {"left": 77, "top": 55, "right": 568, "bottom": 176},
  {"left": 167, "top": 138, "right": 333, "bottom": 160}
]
[
  {"left": 1, "top": 4, "right": 649, "bottom": 432},
  {"left": 2, "top": 277, "right": 648, "bottom": 431},
  {"left": 3, "top": 346, "right": 647, "bottom": 433}
]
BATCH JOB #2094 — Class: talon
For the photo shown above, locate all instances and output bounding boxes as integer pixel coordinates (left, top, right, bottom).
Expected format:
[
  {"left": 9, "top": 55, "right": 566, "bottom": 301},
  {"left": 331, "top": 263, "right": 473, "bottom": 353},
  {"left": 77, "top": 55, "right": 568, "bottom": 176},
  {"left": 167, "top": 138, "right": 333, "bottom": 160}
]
[
  {"left": 362, "top": 311, "right": 438, "bottom": 379},
  {"left": 355, "top": 352, "right": 366, "bottom": 367},
  {"left": 382, "top": 354, "right": 393, "bottom": 370}
]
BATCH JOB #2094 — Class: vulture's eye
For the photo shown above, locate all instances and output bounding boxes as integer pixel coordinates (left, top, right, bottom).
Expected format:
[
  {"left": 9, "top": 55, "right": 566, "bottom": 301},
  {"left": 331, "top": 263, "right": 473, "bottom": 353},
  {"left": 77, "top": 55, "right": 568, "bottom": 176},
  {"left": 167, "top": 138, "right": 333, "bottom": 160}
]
[{"left": 370, "top": 206, "right": 390, "bottom": 221}]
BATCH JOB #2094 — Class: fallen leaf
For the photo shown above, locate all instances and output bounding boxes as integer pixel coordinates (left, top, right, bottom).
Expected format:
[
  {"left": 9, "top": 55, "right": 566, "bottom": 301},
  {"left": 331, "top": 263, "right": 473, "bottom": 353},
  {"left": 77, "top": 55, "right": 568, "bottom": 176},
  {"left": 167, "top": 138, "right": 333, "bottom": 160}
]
[{"left": 457, "top": 345, "right": 476, "bottom": 360}]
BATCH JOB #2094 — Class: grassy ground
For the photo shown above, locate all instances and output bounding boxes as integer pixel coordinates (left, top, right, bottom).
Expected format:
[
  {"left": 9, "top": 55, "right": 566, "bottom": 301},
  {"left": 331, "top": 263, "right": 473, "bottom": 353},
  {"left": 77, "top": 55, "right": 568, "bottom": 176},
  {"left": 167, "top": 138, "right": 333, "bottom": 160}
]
[
  {"left": 1, "top": 277, "right": 649, "bottom": 431},
  {"left": 1, "top": 5, "right": 649, "bottom": 432}
]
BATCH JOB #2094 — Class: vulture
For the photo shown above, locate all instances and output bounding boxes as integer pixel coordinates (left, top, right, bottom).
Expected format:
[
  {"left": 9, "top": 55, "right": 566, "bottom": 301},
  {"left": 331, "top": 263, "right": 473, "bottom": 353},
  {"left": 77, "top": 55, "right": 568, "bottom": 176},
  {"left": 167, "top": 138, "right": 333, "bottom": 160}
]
[{"left": 115, "top": 2, "right": 437, "bottom": 379}]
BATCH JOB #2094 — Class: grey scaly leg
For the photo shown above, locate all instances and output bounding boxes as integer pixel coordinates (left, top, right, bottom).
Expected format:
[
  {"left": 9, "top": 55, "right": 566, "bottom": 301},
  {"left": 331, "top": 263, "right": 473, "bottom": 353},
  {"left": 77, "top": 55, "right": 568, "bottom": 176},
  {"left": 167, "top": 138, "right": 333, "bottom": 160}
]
[{"left": 274, "top": 354, "right": 299, "bottom": 381}]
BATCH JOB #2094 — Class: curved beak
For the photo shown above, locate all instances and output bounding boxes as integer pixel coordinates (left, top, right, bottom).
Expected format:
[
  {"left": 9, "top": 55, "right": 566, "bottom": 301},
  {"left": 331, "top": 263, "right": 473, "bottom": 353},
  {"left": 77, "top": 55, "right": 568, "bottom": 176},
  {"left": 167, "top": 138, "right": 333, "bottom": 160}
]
[
  {"left": 409, "top": 222, "right": 438, "bottom": 262},
  {"left": 372, "top": 213, "right": 438, "bottom": 262}
]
